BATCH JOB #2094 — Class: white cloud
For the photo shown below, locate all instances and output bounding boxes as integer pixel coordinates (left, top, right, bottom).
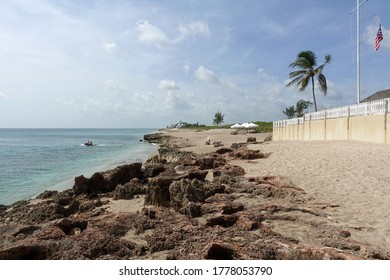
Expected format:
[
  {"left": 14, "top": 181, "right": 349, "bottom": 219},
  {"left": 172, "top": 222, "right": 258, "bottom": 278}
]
[
  {"left": 159, "top": 80, "right": 180, "bottom": 91},
  {"left": 183, "top": 61, "right": 190, "bottom": 75},
  {"left": 103, "top": 79, "right": 128, "bottom": 95},
  {"left": 135, "top": 20, "right": 210, "bottom": 49},
  {"left": 0, "top": 91, "right": 9, "bottom": 100},
  {"left": 195, "top": 66, "right": 221, "bottom": 84},
  {"left": 101, "top": 40, "right": 117, "bottom": 53},
  {"left": 176, "top": 20, "right": 210, "bottom": 43},
  {"left": 135, "top": 20, "right": 171, "bottom": 49}
]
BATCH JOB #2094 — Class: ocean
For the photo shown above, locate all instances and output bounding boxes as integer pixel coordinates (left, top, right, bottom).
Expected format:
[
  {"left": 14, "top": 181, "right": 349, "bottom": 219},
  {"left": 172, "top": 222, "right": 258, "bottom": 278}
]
[{"left": 0, "top": 128, "right": 158, "bottom": 206}]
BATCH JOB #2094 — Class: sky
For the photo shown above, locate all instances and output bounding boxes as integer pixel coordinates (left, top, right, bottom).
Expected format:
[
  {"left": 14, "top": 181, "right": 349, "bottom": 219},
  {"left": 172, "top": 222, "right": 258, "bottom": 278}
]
[{"left": 1, "top": 0, "right": 390, "bottom": 128}]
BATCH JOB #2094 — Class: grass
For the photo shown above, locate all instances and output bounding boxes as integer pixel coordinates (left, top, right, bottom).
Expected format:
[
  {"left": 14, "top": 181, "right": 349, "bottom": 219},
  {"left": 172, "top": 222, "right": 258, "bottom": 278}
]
[{"left": 190, "top": 121, "right": 273, "bottom": 133}]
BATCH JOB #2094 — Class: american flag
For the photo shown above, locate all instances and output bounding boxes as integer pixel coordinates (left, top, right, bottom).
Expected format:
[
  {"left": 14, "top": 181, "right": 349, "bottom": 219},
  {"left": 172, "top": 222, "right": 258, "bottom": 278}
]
[{"left": 374, "top": 24, "right": 383, "bottom": 51}]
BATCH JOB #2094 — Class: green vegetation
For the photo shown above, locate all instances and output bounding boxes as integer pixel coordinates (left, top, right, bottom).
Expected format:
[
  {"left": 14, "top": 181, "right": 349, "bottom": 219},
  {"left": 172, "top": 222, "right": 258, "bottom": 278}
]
[
  {"left": 213, "top": 110, "right": 225, "bottom": 126},
  {"left": 189, "top": 121, "right": 273, "bottom": 132},
  {"left": 283, "top": 99, "right": 312, "bottom": 119},
  {"left": 286, "top": 50, "right": 331, "bottom": 112}
]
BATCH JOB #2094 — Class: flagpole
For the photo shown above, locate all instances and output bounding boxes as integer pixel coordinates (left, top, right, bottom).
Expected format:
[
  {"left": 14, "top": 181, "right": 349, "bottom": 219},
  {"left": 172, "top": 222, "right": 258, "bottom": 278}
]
[
  {"left": 351, "top": 0, "right": 368, "bottom": 104},
  {"left": 357, "top": 0, "right": 360, "bottom": 104}
]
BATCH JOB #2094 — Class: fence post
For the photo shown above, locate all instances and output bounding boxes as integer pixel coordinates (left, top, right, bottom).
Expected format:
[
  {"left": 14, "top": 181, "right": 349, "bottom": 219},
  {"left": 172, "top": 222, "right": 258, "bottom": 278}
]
[
  {"left": 385, "top": 99, "right": 389, "bottom": 144},
  {"left": 324, "top": 111, "right": 327, "bottom": 141},
  {"left": 347, "top": 106, "right": 350, "bottom": 141}
]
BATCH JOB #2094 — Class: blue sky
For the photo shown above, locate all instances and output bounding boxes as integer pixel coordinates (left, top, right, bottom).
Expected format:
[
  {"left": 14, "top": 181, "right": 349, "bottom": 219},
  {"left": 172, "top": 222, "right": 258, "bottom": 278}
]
[{"left": 0, "top": 0, "right": 390, "bottom": 128}]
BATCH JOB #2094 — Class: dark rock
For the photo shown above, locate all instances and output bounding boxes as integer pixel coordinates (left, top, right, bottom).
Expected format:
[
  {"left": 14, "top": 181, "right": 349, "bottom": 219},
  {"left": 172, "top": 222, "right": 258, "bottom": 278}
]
[
  {"left": 230, "top": 147, "right": 270, "bottom": 160},
  {"left": 144, "top": 133, "right": 171, "bottom": 144},
  {"left": 112, "top": 178, "right": 145, "bottom": 200},
  {"left": 214, "top": 148, "right": 232, "bottom": 154},
  {"left": 73, "top": 163, "right": 142, "bottom": 195},
  {"left": 143, "top": 164, "right": 166, "bottom": 178},
  {"left": 36, "top": 190, "right": 59, "bottom": 200},
  {"left": 204, "top": 243, "right": 238, "bottom": 260}
]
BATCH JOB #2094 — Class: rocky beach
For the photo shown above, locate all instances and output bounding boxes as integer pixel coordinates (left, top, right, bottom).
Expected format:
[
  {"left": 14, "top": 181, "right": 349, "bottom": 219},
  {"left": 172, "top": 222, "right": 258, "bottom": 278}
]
[{"left": 0, "top": 129, "right": 389, "bottom": 260}]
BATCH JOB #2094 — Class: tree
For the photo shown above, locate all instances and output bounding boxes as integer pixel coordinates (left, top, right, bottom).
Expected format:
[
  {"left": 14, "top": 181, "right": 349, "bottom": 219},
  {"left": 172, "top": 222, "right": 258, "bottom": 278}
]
[
  {"left": 283, "top": 99, "right": 312, "bottom": 119},
  {"left": 286, "top": 50, "right": 331, "bottom": 112},
  {"left": 213, "top": 110, "right": 224, "bottom": 126},
  {"left": 283, "top": 106, "right": 296, "bottom": 119},
  {"left": 295, "top": 99, "right": 312, "bottom": 117}
]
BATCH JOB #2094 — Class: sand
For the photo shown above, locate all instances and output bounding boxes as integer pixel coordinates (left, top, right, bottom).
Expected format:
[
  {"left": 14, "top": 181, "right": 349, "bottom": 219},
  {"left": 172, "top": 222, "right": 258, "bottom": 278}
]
[{"left": 161, "top": 128, "right": 390, "bottom": 254}]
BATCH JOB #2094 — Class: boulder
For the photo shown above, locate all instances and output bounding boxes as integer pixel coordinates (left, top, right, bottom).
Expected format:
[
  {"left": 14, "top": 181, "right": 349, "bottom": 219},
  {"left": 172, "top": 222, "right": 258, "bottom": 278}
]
[{"left": 73, "top": 163, "right": 142, "bottom": 195}]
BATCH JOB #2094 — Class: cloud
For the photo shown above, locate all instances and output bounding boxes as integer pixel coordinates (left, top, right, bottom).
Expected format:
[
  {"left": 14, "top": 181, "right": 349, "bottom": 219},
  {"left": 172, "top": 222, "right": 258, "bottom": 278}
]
[
  {"left": 195, "top": 66, "right": 221, "bottom": 84},
  {"left": 176, "top": 21, "right": 210, "bottom": 42},
  {"left": 159, "top": 80, "right": 180, "bottom": 91},
  {"left": 135, "top": 20, "right": 171, "bottom": 49},
  {"left": 103, "top": 79, "right": 128, "bottom": 95},
  {"left": 135, "top": 20, "right": 210, "bottom": 49},
  {"left": 101, "top": 40, "right": 117, "bottom": 53},
  {"left": 183, "top": 61, "right": 190, "bottom": 75},
  {"left": 0, "top": 91, "right": 9, "bottom": 100}
]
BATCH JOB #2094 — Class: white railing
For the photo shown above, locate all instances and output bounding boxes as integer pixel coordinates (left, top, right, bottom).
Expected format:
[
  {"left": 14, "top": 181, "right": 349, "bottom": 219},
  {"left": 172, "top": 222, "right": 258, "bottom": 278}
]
[
  {"left": 274, "top": 97, "right": 390, "bottom": 126},
  {"left": 325, "top": 106, "right": 350, "bottom": 119}
]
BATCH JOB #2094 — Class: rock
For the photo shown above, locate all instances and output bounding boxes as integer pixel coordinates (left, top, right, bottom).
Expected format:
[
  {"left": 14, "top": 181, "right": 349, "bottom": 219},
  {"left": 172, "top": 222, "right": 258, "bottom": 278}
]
[
  {"left": 230, "top": 147, "right": 270, "bottom": 160},
  {"left": 169, "top": 179, "right": 207, "bottom": 210},
  {"left": 247, "top": 136, "right": 256, "bottom": 142},
  {"left": 264, "top": 134, "right": 272, "bottom": 142},
  {"left": 112, "top": 178, "right": 145, "bottom": 200},
  {"left": 214, "top": 148, "right": 232, "bottom": 154},
  {"left": 36, "top": 190, "right": 59, "bottom": 200},
  {"left": 143, "top": 133, "right": 171, "bottom": 144},
  {"left": 213, "top": 165, "right": 245, "bottom": 177},
  {"left": 73, "top": 163, "right": 142, "bottom": 195},
  {"left": 0, "top": 133, "right": 387, "bottom": 261}
]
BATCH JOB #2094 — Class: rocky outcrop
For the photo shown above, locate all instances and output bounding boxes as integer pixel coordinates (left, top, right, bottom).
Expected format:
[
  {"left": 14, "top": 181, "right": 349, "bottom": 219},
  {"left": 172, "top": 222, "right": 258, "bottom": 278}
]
[
  {"left": 0, "top": 136, "right": 388, "bottom": 260},
  {"left": 73, "top": 163, "right": 142, "bottom": 195}
]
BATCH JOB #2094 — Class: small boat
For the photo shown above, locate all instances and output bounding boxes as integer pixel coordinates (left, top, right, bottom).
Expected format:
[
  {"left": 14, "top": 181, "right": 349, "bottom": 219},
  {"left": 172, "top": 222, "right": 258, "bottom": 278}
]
[{"left": 84, "top": 140, "right": 95, "bottom": 146}]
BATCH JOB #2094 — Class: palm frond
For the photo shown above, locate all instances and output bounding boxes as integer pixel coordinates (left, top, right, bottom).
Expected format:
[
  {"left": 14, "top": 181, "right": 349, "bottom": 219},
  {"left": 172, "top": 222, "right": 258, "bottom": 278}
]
[
  {"left": 297, "top": 50, "right": 317, "bottom": 67},
  {"left": 286, "top": 76, "right": 305, "bottom": 87},
  {"left": 318, "top": 74, "right": 327, "bottom": 95},
  {"left": 288, "top": 69, "right": 308, "bottom": 78},
  {"left": 298, "top": 75, "right": 310, "bottom": 92}
]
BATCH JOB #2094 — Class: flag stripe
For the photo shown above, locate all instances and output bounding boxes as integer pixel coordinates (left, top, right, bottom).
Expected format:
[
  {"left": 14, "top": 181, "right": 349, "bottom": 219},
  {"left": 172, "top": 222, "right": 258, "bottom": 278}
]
[{"left": 374, "top": 24, "right": 383, "bottom": 51}]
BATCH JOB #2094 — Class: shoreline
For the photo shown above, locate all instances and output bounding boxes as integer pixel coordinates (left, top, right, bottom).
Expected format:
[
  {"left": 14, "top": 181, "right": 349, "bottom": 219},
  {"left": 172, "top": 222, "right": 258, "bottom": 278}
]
[
  {"left": 1, "top": 128, "right": 389, "bottom": 260},
  {"left": 0, "top": 129, "right": 159, "bottom": 206},
  {"left": 161, "top": 128, "right": 390, "bottom": 254}
]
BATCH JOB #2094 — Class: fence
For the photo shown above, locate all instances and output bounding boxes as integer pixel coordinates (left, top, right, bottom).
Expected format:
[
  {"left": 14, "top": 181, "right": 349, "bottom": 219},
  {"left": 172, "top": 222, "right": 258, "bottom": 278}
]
[{"left": 273, "top": 98, "right": 390, "bottom": 144}]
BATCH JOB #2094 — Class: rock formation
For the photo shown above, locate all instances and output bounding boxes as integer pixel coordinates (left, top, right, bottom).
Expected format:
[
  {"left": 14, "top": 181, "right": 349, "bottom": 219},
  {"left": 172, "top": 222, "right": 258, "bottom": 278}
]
[{"left": 0, "top": 134, "right": 388, "bottom": 260}]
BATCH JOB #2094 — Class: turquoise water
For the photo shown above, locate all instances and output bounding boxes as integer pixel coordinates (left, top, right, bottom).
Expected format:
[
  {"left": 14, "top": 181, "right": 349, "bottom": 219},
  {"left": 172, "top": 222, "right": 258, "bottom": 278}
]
[{"left": 0, "top": 128, "right": 158, "bottom": 205}]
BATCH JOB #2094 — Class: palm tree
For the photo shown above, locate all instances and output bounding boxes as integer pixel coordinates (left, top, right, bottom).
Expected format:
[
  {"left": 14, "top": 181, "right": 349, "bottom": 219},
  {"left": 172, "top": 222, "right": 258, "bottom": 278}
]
[{"left": 286, "top": 50, "right": 331, "bottom": 112}]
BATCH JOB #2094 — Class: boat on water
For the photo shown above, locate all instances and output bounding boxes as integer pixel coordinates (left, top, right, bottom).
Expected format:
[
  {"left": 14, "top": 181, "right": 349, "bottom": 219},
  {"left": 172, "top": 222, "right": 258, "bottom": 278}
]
[{"left": 84, "top": 140, "right": 96, "bottom": 146}]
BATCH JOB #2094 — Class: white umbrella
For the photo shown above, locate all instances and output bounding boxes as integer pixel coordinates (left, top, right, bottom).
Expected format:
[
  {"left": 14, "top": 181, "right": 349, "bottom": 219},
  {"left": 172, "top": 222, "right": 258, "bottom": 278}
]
[
  {"left": 246, "top": 122, "right": 258, "bottom": 129},
  {"left": 241, "top": 122, "right": 250, "bottom": 128},
  {"left": 230, "top": 123, "right": 244, "bottom": 129}
]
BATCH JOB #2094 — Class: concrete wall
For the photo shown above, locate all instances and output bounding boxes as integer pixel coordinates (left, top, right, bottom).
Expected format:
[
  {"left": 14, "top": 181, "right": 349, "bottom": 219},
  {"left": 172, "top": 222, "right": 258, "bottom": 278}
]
[
  {"left": 274, "top": 112, "right": 390, "bottom": 144},
  {"left": 325, "top": 118, "right": 349, "bottom": 141},
  {"left": 349, "top": 114, "right": 386, "bottom": 144}
]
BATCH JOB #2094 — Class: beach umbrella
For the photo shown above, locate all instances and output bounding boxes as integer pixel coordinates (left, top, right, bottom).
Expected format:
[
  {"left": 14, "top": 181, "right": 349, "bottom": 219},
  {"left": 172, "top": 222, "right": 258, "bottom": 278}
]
[
  {"left": 241, "top": 122, "right": 250, "bottom": 128},
  {"left": 246, "top": 122, "right": 258, "bottom": 129},
  {"left": 230, "top": 123, "right": 244, "bottom": 129}
]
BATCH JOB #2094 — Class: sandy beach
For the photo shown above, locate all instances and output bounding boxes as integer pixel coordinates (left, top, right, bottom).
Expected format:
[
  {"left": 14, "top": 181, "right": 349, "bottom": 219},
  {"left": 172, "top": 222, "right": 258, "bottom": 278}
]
[{"left": 162, "top": 128, "right": 390, "bottom": 254}]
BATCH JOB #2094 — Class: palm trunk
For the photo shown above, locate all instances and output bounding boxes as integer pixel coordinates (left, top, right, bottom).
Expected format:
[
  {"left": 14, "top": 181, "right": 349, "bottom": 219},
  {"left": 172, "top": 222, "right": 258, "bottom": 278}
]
[{"left": 311, "top": 76, "right": 317, "bottom": 112}]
